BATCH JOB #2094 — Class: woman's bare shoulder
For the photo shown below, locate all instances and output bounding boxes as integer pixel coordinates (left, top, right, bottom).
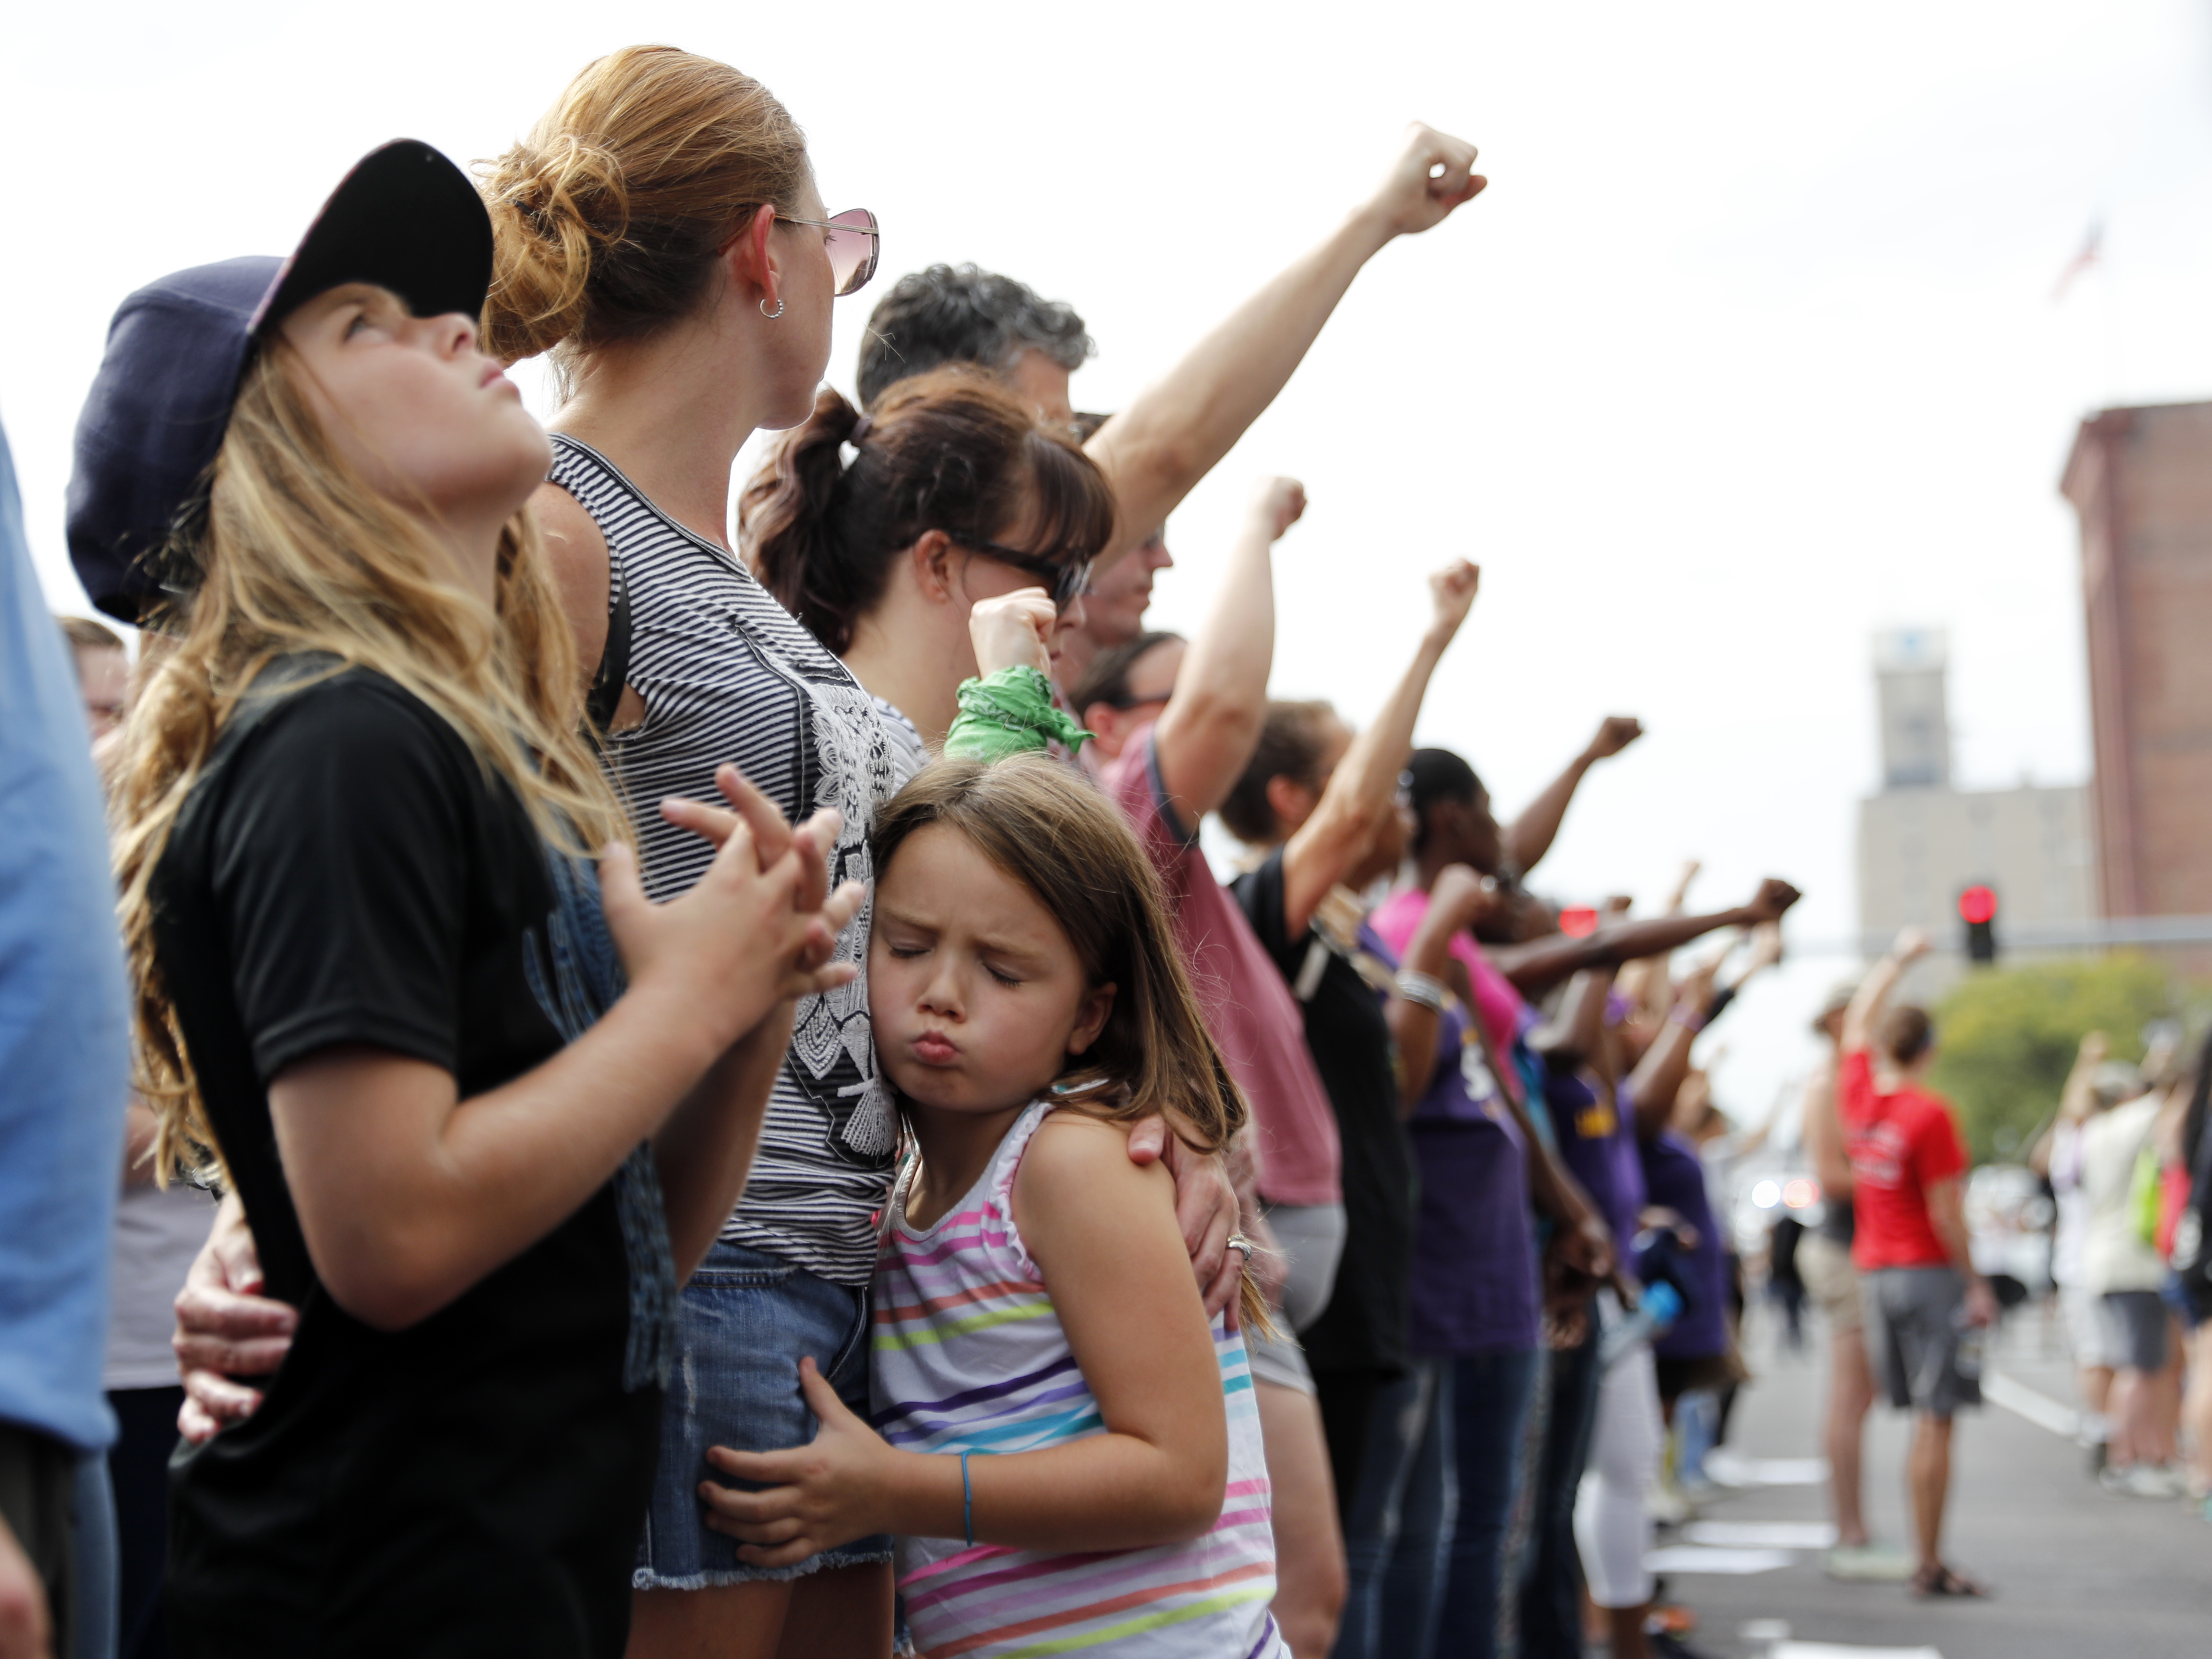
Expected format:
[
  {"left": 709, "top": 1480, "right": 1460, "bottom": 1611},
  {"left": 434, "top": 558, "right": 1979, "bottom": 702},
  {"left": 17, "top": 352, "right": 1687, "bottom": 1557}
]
[{"left": 532, "top": 480, "right": 611, "bottom": 661}]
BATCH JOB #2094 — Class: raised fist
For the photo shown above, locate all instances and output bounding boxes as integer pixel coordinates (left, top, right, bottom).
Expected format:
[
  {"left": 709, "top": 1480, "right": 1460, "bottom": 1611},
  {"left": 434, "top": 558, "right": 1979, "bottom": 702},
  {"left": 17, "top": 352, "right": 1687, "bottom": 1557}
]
[{"left": 1588, "top": 716, "right": 1644, "bottom": 759}]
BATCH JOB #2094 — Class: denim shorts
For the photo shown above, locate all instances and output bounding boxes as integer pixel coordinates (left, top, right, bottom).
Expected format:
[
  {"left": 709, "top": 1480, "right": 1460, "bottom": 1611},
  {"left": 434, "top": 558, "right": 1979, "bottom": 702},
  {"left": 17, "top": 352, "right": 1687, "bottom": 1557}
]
[{"left": 635, "top": 1240, "right": 894, "bottom": 1588}]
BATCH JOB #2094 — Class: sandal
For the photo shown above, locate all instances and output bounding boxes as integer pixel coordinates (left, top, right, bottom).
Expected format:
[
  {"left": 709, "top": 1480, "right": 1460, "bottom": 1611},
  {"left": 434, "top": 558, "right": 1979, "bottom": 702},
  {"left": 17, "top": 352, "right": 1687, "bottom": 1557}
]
[{"left": 1910, "top": 1563, "right": 1990, "bottom": 1599}]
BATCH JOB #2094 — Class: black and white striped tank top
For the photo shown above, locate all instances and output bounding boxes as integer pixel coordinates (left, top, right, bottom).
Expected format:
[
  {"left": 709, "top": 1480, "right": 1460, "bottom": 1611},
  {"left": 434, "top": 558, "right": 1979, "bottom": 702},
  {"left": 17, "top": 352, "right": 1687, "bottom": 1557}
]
[{"left": 550, "top": 435, "right": 908, "bottom": 1285}]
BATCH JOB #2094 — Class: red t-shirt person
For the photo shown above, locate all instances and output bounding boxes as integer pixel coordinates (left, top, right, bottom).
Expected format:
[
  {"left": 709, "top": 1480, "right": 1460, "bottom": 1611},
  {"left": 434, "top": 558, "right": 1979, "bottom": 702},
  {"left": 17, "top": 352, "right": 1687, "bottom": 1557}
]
[{"left": 1837, "top": 1049, "right": 1968, "bottom": 1270}]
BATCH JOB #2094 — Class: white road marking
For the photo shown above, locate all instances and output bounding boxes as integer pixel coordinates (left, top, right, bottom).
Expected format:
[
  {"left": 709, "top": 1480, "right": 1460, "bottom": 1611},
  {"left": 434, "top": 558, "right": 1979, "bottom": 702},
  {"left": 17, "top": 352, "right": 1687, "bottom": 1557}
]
[
  {"left": 1981, "top": 1369, "right": 2080, "bottom": 1438},
  {"left": 1770, "top": 1645, "right": 1942, "bottom": 1659},
  {"left": 1643, "top": 1544, "right": 1798, "bottom": 1574},
  {"left": 1704, "top": 1449, "right": 1831, "bottom": 1486},
  {"left": 1685, "top": 1520, "right": 1839, "bottom": 1549}
]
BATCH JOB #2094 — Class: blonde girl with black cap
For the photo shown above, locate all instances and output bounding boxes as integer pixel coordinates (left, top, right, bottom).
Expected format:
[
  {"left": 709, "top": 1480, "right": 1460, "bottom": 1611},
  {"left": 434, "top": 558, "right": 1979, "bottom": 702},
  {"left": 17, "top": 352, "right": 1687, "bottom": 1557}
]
[{"left": 75, "top": 140, "right": 861, "bottom": 1657}]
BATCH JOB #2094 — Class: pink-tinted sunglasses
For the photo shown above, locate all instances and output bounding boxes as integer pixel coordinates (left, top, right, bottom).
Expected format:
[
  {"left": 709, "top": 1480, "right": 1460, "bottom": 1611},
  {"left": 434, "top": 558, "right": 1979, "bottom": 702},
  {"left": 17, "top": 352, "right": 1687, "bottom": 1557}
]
[{"left": 773, "top": 208, "right": 881, "bottom": 296}]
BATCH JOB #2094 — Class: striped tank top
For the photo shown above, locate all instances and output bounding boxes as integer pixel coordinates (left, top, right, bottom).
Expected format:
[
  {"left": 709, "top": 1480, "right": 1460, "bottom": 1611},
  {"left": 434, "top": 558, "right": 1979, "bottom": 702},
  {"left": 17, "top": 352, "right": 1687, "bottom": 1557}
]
[
  {"left": 873, "top": 1102, "right": 1286, "bottom": 1659},
  {"left": 550, "top": 436, "right": 920, "bottom": 1285}
]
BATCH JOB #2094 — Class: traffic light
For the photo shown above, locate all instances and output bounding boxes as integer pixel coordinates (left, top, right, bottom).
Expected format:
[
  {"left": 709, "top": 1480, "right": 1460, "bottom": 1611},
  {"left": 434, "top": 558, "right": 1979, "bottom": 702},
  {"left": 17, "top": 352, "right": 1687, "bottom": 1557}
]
[{"left": 1959, "top": 884, "right": 1998, "bottom": 965}]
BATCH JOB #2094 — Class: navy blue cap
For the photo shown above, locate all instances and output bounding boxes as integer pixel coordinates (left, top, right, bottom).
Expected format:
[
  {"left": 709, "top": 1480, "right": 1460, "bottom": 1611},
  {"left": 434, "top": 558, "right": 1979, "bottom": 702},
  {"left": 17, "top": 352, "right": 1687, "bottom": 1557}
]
[{"left": 67, "top": 140, "right": 493, "bottom": 623}]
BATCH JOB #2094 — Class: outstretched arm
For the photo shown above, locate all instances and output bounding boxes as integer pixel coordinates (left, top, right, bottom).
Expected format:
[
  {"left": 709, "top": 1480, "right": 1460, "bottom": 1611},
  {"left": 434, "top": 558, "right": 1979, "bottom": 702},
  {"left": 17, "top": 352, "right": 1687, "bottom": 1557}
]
[
  {"left": 1505, "top": 716, "right": 1642, "bottom": 878},
  {"left": 1802, "top": 1058, "right": 1852, "bottom": 1199},
  {"left": 1619, "top": 860, "right": 1697, "bottom": 1026},
  {"left": 1279, "top": 561, "right": 1478, "bottom": 935},
  {"left": 1528, "top": 965, "right": 1615, "bottom": 1072},
  {"left": 1152, "top": 478, "right": 1302, "bottom": 823},
  {"left": 1494, "top": 879, "right": 1800, "bottom": 1001},
  {"left": 2029, "top": 1031, "right": 2108, "bottom": 1178},
  {"left": 1085, "top": 124, "right": 1484, "bottom": 566},
  {"left": 1629, "top": 957, "right": 1724, "bottom": 1138},
  {"left": 1840, "top": 926, "right": 1930, "bottom": 1058}
]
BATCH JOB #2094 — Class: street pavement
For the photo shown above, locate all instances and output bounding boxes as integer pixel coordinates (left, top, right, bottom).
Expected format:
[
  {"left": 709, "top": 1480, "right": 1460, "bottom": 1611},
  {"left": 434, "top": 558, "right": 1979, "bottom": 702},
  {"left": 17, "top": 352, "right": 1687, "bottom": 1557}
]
[{"left": 1640, "top": 1303, "right": 2212, "bottom": 1659}]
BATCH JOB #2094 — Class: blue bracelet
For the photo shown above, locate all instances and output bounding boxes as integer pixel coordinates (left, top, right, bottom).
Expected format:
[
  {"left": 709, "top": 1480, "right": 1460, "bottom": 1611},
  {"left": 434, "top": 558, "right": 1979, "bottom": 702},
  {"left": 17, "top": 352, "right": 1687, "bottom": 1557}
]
[{"left": 961, "top": 1450, "right": 974, "bottom": 1546}]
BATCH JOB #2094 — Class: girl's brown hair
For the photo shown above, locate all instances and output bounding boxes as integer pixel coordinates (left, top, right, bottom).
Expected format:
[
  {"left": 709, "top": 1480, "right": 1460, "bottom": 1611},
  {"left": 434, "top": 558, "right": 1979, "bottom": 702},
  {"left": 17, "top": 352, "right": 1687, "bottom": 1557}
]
[
  {"left": 873, "top": 755, "right": 1266, "bottom": 1329},
  {"left": 112, "top": 339, "right": 626, "bottom": 1185},
  {"left": 740, "top": 368, "right": 1118, "bottom": 656},
  {"left": 479, "top": 45, "right": 809, "bottom": 367}
]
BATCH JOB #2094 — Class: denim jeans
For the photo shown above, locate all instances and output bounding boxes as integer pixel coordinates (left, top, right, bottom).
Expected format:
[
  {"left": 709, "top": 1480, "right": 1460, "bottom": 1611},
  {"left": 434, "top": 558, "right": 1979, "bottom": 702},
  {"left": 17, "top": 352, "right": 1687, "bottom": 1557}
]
[
  {"left": 1432, "top": 1347, "right": 1541, "bottom": 1659},
  {"left": 107, "top": 1386, "right": 182, "bottom": 1659},
  {"left": 1518, "top": 1324, "right": 1601, "bottom": 1658},
  {"left": 1674, "top": 1387, "right": 1721, "bottom": 1488},
  {"left": 1332, "top": 1360, "right": 1453, "bottom": 1659},
  {"left": 636, "top": 1241, "right": 892, "bottom": 1587},
  {"left": 72, "top": 1447, "right": 116, "bottom": 1659}
]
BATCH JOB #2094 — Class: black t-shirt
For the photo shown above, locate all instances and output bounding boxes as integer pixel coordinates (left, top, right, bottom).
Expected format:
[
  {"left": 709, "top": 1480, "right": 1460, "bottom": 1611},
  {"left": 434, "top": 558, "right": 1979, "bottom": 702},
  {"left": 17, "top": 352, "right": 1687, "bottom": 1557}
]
[
  {"left": 151, "top": 663, "right": 660, "bottom": 1658},
  {"left": 1231, "top": 850, "right": 1415, "bottom": 1376}
]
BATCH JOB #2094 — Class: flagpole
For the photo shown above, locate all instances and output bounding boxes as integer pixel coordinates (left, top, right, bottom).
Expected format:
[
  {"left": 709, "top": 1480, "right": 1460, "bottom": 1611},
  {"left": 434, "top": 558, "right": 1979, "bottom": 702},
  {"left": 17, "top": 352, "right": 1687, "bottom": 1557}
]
[{"left": 2098, "top": 243, "right": 2122, "bottom": 404}]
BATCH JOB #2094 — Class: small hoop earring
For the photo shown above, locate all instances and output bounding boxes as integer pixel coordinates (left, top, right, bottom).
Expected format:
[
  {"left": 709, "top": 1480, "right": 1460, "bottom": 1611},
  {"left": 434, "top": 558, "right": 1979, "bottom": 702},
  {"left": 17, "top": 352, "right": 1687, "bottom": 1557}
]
[{"left": 759, "top": 296, "right": 784, "bottom": 320}]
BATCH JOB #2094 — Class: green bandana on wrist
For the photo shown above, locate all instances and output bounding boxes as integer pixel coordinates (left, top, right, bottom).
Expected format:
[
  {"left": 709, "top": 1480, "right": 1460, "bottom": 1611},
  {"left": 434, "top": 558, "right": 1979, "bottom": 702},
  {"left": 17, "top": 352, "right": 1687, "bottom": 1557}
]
[{"left": 943, "top": 666, "right": 1093, "bottom": 763}]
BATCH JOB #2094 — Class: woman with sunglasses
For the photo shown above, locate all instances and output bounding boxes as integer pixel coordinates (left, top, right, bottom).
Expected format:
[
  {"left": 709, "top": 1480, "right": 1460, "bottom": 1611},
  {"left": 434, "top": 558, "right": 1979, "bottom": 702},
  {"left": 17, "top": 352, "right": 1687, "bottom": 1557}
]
[
  {"left": 740, "top": 365, "right": 1113, "bottom": 761},
  {"left": 467, "top": 54, "right": 913, "bottom": 1656}
]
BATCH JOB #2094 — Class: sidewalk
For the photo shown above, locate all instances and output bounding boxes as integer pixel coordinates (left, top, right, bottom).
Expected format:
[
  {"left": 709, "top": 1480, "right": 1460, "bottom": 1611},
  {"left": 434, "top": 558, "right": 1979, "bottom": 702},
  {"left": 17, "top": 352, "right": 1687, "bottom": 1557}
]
[{"left": 1640, "top": 1305, "right": 2212, "bottom": 1659}]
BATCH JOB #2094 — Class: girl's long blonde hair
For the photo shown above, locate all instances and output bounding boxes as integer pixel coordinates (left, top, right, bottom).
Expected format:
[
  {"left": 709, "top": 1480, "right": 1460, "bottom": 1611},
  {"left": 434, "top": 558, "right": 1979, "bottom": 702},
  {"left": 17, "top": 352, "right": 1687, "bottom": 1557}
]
[{"left": 112, "top": 338, "right": 625, "bottom": 1185}]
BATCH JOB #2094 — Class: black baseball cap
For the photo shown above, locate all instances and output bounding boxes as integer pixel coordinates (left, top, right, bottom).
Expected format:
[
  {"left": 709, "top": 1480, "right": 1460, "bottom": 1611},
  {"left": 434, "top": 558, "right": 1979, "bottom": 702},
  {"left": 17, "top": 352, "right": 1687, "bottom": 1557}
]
[{"left": 67, "top": 139, "right": 494, "bottom": 623}]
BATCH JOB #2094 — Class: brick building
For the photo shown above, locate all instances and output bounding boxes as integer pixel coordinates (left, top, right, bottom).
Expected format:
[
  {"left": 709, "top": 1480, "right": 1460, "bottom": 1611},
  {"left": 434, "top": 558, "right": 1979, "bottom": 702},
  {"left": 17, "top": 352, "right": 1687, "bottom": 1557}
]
[{"left": 2061, "top": 402, "right": 2212, "bottom": 919}]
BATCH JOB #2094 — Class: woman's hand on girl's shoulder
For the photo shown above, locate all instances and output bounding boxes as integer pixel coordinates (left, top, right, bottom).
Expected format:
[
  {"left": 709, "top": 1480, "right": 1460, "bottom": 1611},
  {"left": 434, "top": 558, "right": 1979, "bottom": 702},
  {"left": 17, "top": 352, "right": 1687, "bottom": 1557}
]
[
  {"left": 1013, "top": 1115, "right": 1188, "bottom": 1306},
  {"left": 1023, "top": 1112, "right": 1176, "bottom": 1210},
  {"left": 1125, "top": 1117, "right": 1242, "bottom": 1320}
]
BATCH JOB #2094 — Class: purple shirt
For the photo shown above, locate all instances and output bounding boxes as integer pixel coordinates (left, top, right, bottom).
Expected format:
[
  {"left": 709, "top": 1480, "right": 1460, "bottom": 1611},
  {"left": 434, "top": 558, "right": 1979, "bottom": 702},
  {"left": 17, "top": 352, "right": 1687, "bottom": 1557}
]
[
  {"left": 1406, "top": 999, "right": 1541, "bottom": 1357},
  {"left": 1551, "top": 1071, "right": 1645, "bottom": 1255},
  {"left": 1640, "top": 1131, "right": 1728, "bottom": 1361}
]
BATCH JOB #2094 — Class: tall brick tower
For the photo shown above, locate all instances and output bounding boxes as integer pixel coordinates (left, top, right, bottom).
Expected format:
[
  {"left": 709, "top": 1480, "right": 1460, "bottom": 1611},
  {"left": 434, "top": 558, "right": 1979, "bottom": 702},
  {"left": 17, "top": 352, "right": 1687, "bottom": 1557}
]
[{"left": 2061, "top": 401, "right": 2212, "bottom": 919}]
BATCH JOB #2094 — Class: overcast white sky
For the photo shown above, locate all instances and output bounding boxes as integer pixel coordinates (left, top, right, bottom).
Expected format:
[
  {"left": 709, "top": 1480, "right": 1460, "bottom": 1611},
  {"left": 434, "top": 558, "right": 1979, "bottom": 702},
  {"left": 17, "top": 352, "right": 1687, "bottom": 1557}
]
[{"left": 8, "top": 0, "right": 2209, "bottom": 1127}]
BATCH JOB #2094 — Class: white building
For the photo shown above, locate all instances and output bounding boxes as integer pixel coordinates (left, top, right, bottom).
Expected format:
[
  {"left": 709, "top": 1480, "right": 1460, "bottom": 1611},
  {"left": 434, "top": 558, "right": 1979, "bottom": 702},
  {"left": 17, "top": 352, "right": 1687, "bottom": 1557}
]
[{"left": 1855, "top": 629, "right": 2095, "bottom": 961}]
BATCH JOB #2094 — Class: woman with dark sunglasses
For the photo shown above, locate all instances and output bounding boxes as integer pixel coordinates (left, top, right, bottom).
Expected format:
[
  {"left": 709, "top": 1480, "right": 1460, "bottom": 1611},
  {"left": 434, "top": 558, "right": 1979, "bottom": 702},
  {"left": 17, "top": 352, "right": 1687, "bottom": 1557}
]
[{"left": 741, "top": 365, "right": 1113, "bottom": 759}]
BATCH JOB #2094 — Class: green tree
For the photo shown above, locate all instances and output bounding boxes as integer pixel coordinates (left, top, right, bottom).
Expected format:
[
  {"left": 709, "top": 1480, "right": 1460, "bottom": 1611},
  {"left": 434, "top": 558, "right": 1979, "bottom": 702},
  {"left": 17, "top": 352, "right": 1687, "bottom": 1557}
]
[{"left": 1926, "top": 954, "right": 2182, "bottom": 1163}]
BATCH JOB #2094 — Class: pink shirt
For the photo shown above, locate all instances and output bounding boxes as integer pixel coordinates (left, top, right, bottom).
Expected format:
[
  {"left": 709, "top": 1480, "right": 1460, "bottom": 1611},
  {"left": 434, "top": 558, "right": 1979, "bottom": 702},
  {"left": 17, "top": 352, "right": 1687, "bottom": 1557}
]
[
  {"left": 1101, "top": 729, "right": 1341, "bottom": 1207},
  {"left": 1368, "top": 888, "right": 1526, "bottom": 1057}
]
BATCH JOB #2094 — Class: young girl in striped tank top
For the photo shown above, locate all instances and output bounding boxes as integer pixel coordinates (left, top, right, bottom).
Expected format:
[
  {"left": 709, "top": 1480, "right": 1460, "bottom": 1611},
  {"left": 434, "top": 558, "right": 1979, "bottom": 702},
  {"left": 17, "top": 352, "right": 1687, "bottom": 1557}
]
[{"left": 701, "top": 755, "right": 1284, "bottom": 1657}]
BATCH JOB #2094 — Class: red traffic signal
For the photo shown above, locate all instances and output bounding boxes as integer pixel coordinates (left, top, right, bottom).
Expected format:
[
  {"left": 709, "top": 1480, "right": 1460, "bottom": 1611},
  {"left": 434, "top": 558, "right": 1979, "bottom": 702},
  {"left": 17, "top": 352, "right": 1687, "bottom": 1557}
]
[
  {"left": 1559, "top": 905, "right": 1599, "bottom": 939},
  {"left": 1958, "top": 885, "right": 1997, "bottom": 926}
]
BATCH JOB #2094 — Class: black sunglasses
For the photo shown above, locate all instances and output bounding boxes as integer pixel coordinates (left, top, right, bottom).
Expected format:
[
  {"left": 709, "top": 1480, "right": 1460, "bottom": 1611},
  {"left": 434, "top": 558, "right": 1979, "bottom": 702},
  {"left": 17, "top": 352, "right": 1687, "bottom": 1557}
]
[{"left": 949, "top": 535, "right": 1093, "bottom": 612}]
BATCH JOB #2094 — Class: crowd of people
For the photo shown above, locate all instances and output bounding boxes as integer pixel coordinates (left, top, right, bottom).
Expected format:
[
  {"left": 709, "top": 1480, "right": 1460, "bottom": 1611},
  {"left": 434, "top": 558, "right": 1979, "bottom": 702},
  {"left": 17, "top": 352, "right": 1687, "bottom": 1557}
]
[
  {"left": 1751, "top": 925, "right": 2212, "bottom": 1613},
  {"left": 0, "top": 44, "right": 1830, "bottom": 1659},
  {"left": 2034, "top": 1019, "right": 2212, "bottom": 1509}
]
